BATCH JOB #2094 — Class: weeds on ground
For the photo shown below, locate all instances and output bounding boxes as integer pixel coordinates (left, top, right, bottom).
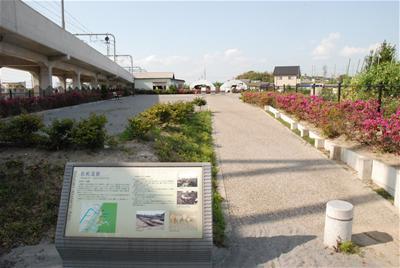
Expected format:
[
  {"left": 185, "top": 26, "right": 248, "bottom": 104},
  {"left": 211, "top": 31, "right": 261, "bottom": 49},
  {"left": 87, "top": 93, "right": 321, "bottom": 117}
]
[
  {"left": 266, "top": 111, "right": 315, "bottom": 145},
  {"left": 334, "top": 237, "right": 360, "bottom": 255},
  {"left": 374, "top": 188, "right": 394, "bottom": 203},
  {"left": 0, "top": 160, "right": 64, "bottom": 253}
]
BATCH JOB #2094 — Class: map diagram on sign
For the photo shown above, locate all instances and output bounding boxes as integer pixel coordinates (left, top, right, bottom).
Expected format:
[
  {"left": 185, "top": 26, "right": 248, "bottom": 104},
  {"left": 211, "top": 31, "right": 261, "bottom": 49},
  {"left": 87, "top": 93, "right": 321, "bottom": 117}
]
[{"left": 79, "top": 202, "right": 117, "bottom": 233}]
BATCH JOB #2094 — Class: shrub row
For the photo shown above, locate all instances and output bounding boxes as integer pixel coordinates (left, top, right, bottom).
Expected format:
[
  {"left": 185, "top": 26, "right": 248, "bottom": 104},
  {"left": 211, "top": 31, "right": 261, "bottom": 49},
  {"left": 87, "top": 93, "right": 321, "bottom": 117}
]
[
  {"left": 242, "top": 91, "right": 400, "bottom": 154},
  {"left": 0, "top": 113, "right": 107, "bottom": 150},
  {"left": 0, "top": 89, "right": 131, "bottom": 118},
  {"left": 123, "top": 101, "right": 195, "bottom": 139}
]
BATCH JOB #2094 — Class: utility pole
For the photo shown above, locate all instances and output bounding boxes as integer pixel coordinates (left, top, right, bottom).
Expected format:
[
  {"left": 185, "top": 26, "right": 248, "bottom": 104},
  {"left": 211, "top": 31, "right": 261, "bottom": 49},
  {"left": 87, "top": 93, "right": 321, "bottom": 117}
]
[
  {"left": 115, "top": 55, "right": 134, "bottom": 73},
  {"left": 61, "top": 0, "right": 65, "bottom": 29},
  {"left": 356, "top": 59, "right": 361, "bottom": 73},
  {"left": 333, "top": 64, "right": 336, "bottom": 79},
  {"left": 346, "top": 58, "right": 351, "bottom": 76}
]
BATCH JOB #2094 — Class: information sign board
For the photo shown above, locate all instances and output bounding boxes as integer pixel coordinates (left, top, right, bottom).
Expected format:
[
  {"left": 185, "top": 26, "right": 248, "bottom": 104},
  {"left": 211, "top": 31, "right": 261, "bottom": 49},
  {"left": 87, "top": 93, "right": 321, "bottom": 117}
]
[{"left": 55, "top": 163, "right": 212, "bottom": 267}]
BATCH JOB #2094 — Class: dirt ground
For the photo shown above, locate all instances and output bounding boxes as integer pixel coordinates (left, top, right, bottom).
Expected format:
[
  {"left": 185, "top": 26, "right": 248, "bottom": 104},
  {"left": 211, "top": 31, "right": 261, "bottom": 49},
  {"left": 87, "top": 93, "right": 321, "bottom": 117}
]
[
  {"left": 0, "top": 141, "right": 158, "bottom": 167},
  {"left": 0, "top": 140, "right": 158, "bottom": 268}
]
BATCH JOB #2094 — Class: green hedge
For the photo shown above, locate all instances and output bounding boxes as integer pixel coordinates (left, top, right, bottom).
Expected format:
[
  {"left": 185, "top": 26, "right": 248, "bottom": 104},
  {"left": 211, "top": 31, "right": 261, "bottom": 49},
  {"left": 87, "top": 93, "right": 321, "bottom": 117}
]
[{"left": 0, "top": 113, "right": 107, "bottom": 150}]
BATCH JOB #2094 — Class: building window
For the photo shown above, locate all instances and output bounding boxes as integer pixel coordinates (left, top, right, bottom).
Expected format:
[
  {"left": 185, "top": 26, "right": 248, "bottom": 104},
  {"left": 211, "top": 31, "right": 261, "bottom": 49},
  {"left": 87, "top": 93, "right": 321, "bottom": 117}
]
[
  {"left": 288, "top": 76, "right": 292, "bottom": 80},
  {"left": 279, "top": 76, "right": 282, "bottom": 80}
]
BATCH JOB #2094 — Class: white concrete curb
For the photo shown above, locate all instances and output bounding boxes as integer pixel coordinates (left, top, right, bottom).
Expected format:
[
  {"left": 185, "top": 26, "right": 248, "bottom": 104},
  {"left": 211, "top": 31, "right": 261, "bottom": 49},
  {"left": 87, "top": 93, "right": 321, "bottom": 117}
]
[{"left": 266, "top": 105, "right": 400, "bottom": 207}]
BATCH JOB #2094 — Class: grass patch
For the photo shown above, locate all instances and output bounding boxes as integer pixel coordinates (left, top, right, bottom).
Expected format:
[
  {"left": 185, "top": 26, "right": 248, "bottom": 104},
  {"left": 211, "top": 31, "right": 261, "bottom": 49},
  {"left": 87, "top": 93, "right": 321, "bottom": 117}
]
[
  {"left": 293, "top": 129, "right": 301, "bottom": 136},
  {"left": 302, "top": 135, "right": 315, "bottom": 145},
  {"left": 0, "top": 160, "right": 64, "bottom": 253},
  {"left": 374, "top": 188, "right": 394, "bottom": 203},
  {"left": 154, "top": 111, "right": 225, "bottom": 246},
  {"left": 266, "top": 111, "right": 291, "bottom": 129},
  {"left": 335, "top": 240, "right": 360, "bottom": 255},
  {"left": 276, "top": 117, "right": 291, "bottom": 128}
]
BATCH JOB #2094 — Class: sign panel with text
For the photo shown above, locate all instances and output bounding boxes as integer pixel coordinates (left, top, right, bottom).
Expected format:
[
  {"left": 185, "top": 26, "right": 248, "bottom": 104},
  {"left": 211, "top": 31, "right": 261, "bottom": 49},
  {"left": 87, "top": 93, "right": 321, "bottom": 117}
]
[
  {"left": 55, "top": 163, "right": 212, "bottom": 267},
  {"left": 65, "top": 166, "right": 203, "bottom": 239}
]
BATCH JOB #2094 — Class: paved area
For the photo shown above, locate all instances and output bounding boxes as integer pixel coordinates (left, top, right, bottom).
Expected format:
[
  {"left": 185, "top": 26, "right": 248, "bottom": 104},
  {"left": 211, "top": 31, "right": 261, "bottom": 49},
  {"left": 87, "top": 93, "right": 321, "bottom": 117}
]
[
  {"left": 209, "top": 94, "right": 399, "bottom": 267},
  {"left": 40, "top": 94, "right": 196, "bottom": 135}
]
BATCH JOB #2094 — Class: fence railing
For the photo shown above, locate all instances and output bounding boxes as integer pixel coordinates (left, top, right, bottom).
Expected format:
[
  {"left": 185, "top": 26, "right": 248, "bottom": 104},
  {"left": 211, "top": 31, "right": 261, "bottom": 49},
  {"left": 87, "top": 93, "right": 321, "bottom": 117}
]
[
  {"left": 0, "top": 90, "right": 39, "bottom": 100},
  {"left": 273, "top": 82, "right": 400, "bottom": 112}
]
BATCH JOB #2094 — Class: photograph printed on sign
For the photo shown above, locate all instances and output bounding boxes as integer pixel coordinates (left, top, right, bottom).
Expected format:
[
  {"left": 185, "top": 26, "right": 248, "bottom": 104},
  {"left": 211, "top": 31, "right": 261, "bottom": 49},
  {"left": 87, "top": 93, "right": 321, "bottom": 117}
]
[
  {"left": 136, "top": 210, "right": 166, "bottom": 231},
  {"left": 169, "top": 211, "right": 198, "bottom": 232},
  {"left": 177, "top": 177, "right": 198, "bottom": 187},
  {"left": 177, "top": 191, "right": 198, "bottom": 205}
]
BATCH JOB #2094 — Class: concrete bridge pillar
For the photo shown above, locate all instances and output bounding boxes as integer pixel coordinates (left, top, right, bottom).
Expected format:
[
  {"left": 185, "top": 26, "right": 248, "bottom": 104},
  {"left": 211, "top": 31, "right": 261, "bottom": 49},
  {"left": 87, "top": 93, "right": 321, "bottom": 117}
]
[
  {"left": 56, "top": 75, "right": 67, "bottom": 92},
  {"left": 91, "top": 76, "right": 99, "bottom": 89},
  {"left": 72, "top": 71, "right": 81, "bottom": 90},
  {"left": 29, "top": 71, "right": 40, "bottom": 96},
  {"left": 39, "top": 65, "right": 53, "bottom": 91}
]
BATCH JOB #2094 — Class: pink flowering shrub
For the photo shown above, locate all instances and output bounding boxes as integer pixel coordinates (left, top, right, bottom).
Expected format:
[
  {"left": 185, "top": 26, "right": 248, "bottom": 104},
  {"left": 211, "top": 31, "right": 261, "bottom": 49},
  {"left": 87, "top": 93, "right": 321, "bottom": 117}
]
[
  {"left": 242, "top": 91, "right": 400, "bottom": 154},
  {"left": 0, "top": 90, "right": 112, "bottom": 118}
]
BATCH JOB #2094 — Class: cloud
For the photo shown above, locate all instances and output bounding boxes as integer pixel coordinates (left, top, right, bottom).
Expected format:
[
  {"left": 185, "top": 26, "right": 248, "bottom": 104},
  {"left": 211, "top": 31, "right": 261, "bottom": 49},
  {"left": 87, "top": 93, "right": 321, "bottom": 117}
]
[
  {"left": 224, "top": 48, "right": 240, "bottom": 57},
  {"left": 130, "top": 48, "right": 267, "bottom": 83},
  {"left": 340, "top": 43, "right": 380, "bottom": 57},
  {"left": 135, "top": 55, "right": 190, "bottom": 66},
  {"left": 312, "top": 32, "right": 341, "bottom": 60}
]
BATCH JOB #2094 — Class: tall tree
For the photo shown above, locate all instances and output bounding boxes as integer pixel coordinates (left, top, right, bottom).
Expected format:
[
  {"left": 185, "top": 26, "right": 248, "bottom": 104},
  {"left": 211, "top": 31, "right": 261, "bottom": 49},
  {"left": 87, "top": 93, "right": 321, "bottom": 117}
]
[{"left": 363, "top": 40, "right": 397, "bottom": 70}]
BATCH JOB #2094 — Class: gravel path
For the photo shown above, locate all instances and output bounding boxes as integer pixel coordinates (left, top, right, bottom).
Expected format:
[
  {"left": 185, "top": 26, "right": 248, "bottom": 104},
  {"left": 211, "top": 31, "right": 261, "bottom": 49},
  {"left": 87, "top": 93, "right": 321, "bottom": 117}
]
[{"left": 209, "top": 94, "right": 399, "bottom": 267}]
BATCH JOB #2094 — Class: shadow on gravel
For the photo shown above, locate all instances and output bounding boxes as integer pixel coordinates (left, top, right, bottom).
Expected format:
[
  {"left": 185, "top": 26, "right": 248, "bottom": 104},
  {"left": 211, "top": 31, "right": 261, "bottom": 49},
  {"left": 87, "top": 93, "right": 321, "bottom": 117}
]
[
  {"left": 236, "top": 192, "right": 381, "bottom": 225},
  {"left": 221, "top": 158, "right": 337, "bottom": 178},
  {"left": 214, "top": 235, "right": 316, "bottom": 267},
  {"left": 352, "top": 231, "right": 393, "bottom": 247}
]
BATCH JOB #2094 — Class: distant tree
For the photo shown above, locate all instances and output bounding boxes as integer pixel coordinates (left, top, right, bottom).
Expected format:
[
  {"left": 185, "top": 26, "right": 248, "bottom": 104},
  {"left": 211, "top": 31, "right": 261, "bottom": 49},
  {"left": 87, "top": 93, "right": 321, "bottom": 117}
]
[
  {"left": 363, "top": 40, "right": 397, "bottom": 70},
  {"left": 192, "top": 97, "right": 207, "bottom": 110},
  {"left": 345, "top": 41, "right": 400, "bottom": 100},
  {"left": 236, "top": 71, "right": 273, "bottom": 82},
  {"left": 213, "top": 81, "right": 223, "bottom": 89}
]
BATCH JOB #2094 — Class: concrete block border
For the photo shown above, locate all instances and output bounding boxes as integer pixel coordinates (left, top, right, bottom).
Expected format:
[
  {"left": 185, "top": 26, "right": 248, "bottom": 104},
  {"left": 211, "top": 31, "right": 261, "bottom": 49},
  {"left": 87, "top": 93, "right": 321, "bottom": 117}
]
[{"left": 265, "top": 105, "right": 400, "bottom": 207}]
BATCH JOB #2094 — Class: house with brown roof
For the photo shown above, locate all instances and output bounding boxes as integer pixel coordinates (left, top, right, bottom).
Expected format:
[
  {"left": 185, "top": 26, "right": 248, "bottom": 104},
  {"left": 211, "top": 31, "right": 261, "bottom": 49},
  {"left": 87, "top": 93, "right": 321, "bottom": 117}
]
[
  {"left": 133, "top": 72, "right": 185, "bottom": 91},
  {"left": 273, "top": 66, "right": 301, "bottom": 89}
]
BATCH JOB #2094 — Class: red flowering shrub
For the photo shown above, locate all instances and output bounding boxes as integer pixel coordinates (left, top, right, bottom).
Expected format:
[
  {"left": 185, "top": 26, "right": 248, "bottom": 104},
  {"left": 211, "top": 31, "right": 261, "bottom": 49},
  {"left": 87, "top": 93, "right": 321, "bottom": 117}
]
[
  {"left": 242, "top": 91, "right": 400, "bottom": 153},
  {"left": 0, "top": 90, "right": 110, "bottom": 118}
]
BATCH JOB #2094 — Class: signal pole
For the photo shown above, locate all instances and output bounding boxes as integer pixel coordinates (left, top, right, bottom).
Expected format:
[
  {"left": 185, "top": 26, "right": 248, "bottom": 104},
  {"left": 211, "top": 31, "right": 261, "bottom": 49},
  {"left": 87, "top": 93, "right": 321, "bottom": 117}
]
[
  {"left": 74, "top": 33, "right": 117, "bottom": 62},
  {"left": 61, "top": 0, "right": 65, "bottom": 29}
]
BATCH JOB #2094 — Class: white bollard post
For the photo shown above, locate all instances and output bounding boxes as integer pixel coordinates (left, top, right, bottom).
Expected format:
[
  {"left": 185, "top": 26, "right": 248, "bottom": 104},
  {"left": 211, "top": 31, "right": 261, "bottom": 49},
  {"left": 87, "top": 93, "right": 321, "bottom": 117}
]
[{"left": 324, "top": 200, "right": 354, "bottom": 248}]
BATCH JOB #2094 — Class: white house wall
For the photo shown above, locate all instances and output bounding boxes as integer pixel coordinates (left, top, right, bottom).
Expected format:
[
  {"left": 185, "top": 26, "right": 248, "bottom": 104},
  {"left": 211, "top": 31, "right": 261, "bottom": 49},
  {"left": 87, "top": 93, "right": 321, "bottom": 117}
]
[
  {"left": 274, "top": 76, "right": 300, "bottom": 87},
  {"left": 134, "top": 78, "right": 174, "bottom": 90}
]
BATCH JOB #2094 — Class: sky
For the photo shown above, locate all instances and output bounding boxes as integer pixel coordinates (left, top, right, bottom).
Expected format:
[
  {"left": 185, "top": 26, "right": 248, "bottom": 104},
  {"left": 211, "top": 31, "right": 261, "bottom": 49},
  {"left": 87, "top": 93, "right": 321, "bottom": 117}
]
[{"left": 1, "top": 0, "right": 399, "bottom": 85}]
